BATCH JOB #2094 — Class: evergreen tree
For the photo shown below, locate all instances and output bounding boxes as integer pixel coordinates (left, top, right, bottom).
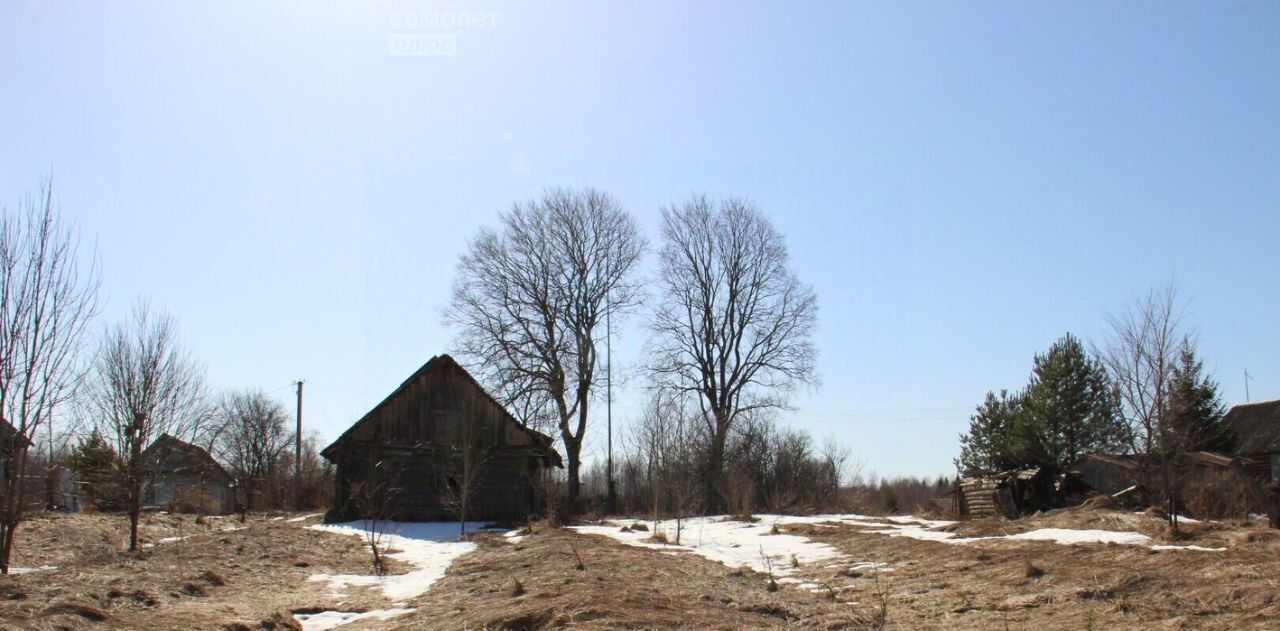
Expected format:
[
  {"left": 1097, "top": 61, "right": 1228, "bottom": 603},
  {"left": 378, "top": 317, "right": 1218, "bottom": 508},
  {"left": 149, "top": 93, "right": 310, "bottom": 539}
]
[
  {"left": 68, "top": 432, "right": 123, "bottom": 511},
  {"left": 1022, "top": 333, "right": 1127, "bottom": 470},
  {"left": 1166, "top": 339, "right": 1226, "bottom": 452},
  {"left": 957, "top": 389, "right": 1027, "bottom": 474}
]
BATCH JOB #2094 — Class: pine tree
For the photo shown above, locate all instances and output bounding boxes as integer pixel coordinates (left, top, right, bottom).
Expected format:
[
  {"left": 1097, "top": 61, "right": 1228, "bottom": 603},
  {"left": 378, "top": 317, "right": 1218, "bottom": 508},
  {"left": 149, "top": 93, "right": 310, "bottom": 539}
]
[
  {"left": 1022, "top": 333, "right": 1127, "bottom": 470},
  {"left": 957, "top": 389, "right": 1027, "bottom": 474},
  {"left": 1166, "top": 339, "right": 1226, "bottom": 452},
  {"left": 68, "top": 432, "right": 123, "bottom": 511}
]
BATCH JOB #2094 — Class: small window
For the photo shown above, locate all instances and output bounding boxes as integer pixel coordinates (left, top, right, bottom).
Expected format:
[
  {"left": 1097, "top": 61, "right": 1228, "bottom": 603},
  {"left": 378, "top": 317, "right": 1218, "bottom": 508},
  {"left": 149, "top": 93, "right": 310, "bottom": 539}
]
[{"left": 1272, "top": 455, "right": 1280, "bottom": 485}]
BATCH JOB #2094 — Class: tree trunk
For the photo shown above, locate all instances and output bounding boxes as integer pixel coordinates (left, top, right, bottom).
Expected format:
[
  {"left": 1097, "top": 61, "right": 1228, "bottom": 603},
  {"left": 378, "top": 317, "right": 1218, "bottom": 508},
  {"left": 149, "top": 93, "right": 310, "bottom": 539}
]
[
  {"left": 705, "top": 429, "right": 728, "bottom": 515},
  {"left": 0, "top": 521, "right": 15, "bottom": 574},
  {"left": 565, "top": 439, "right": 581, "bottom": 503},
  {"left": 128, "top": 500, "right": 141, "bottom": 551}
]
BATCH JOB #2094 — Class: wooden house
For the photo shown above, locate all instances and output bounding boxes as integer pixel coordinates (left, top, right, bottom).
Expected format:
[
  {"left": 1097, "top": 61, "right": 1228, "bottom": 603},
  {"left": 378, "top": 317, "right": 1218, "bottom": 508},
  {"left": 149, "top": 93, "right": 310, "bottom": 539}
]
[
  {"left": 321, "top": 354, "right": 562, "bottom": 523},
  {"left": 0, "top": 420, "right": 31, "bottom": 486},
  {"left": 141, "top": 434, "right": 235, "bottom": 514},
  {"left": 1220, "top": 398, "right": 1280, "bottom": 485}
]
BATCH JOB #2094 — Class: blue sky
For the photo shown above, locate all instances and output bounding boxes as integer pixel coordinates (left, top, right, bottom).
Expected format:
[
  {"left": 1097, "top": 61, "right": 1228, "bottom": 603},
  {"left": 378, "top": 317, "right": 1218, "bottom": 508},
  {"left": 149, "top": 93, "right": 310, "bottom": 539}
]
[{"left": 2, "top": 1, "right": 1277, "bottom": 479}]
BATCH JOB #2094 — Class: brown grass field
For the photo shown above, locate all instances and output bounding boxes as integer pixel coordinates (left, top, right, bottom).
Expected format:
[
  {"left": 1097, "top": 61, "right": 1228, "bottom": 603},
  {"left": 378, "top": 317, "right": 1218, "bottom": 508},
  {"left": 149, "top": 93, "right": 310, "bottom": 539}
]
[{"left": 1, "top": 508, "right": 1278, "bottom": 630}]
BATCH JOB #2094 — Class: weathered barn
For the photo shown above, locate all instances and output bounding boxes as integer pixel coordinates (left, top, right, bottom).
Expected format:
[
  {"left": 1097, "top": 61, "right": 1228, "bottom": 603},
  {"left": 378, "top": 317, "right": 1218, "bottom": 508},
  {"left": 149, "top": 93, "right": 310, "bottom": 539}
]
[
  {"left": 321, "top": 354, "right": 562, "bottom": 523},
  {"left": 1221, "top": 398, "right": 1280, "bottom": 484},
  {"left": 141, "top": 434, "right": 235, "bottom": 514}
]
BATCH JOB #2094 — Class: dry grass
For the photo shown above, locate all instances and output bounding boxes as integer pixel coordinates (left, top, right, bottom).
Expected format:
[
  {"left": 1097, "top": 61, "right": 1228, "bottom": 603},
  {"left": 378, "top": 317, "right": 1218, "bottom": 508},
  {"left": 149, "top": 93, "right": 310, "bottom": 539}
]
[
  {"left": 0, "top": 511, "right": 368, "bottom": 630},
  {"left": 780, "top": 509, "right": 1280, "bottom": 630},
  {"left": 397, "top": 528, "right": 875, "bottom": 630},
  {"left": 5, "top": 509, "right": 1280, "bottom": 629}
]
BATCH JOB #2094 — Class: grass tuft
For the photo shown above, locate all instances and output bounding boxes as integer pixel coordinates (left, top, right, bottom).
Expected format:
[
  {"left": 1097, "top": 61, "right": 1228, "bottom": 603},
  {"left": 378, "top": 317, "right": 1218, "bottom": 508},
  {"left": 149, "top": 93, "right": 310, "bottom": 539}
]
[{"left": 1023, "top": 560, "right": 1044, "bottom": 579}]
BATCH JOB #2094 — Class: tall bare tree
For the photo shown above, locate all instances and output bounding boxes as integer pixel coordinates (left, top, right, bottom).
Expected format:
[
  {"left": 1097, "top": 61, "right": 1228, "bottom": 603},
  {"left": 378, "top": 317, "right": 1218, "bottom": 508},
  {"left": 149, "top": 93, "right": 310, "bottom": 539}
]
[
  {"left": 648, "top": 196, "right": 818, "bottom": 512},
  {"left": 1099, "top": 285, "right": 1187, "bottom": 530},
  {"left": 214, "top": 389, "right": 292, "bottom": 511},
  {"left": 0, "top": 181, "right": 100, "bottom": 573},
  {"left": 446, "top": 188, "right": 644, "bottom": 502},
  {"left": 82, "top": 301, "right": 207, "bottom": 551}
]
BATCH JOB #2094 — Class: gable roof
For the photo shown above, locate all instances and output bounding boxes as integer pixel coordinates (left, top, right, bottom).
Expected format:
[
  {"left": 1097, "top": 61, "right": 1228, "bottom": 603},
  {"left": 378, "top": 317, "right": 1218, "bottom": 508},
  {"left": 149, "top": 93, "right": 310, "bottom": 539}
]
[
  {"left": 1221, "top": 398, "right": 1280, "bottom": 454},
  {"left": 0, "top": 418, "right": 32, "bottom": 450},
  {"left": 142, "top": 433, "right": 232, "bottom": 481},
  {"left": 320, "top": 354, "right": 560, "bottom": 463}
]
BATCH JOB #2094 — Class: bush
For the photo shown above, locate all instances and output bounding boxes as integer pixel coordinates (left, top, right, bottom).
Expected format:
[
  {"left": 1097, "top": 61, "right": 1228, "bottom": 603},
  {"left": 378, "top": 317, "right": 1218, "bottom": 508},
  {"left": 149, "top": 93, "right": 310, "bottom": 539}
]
[{"left": 1182, "top": 469, "right": 1253, "bottom": 520}]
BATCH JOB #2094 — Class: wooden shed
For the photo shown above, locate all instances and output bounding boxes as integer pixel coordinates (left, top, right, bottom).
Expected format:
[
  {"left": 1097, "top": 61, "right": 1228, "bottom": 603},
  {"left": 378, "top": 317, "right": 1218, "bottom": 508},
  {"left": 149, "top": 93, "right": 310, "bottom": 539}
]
[
  {"left": 141, "top": 434, "right": 235, "bottom": 514},
  {"left": 321, "top": 354, "right": 562, "bottom": 523}
]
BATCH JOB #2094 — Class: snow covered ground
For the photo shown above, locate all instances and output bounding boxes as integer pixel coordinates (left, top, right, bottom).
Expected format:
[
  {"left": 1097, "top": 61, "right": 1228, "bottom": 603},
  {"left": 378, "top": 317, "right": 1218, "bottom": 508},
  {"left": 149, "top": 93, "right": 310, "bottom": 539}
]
[{"left": 572, "top": 512, "right": 1225, "bottom": 583}]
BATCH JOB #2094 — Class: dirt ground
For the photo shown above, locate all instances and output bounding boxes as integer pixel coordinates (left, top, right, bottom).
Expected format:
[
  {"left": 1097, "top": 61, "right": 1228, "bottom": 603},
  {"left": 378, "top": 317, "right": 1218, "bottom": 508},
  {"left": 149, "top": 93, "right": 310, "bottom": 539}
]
[{"left": 2, "top": 508, "right": 1279, "bottom": 630}]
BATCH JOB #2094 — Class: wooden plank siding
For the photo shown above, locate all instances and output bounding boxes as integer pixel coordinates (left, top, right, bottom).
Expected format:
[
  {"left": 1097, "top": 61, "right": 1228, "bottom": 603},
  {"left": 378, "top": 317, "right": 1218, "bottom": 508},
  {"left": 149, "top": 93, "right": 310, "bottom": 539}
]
[{"left": 322, "top": 354, "right": 561, "bottom": 523}]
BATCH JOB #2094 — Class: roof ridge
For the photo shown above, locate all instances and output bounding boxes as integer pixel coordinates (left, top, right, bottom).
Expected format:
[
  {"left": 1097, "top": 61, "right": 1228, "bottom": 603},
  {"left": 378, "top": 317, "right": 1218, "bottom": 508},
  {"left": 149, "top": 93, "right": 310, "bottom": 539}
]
[{"left": 1229, "top": 397, "right": 1280, "bottom": 408}]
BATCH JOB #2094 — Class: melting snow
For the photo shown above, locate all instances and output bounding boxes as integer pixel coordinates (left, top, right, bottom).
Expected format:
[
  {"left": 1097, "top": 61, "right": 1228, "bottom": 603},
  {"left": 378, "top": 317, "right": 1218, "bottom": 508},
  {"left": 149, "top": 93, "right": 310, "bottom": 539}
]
[
  {"left": 1151, "top": 544, "right": 1227, "bottom": 552},
  {"left": 8, "top": 565, "right": 56, "bottom": 574},
  {"left": 1004, "top": 528, "right": 1151, "bottom": 546},
  {"left": 572, "top": 516, "right": 856, "bottom": 578},
  {"left": 573, "top": 512, "right": 1222, "bottom": 583},
  {"left": 295, "top": 608, "right": 414, "bottom": 631},
  {"left": 307, "top": 521, "right": 487, "bottom": 604},
  {"left": 288, "top": 513, "right": 326, "bottom": 523}
]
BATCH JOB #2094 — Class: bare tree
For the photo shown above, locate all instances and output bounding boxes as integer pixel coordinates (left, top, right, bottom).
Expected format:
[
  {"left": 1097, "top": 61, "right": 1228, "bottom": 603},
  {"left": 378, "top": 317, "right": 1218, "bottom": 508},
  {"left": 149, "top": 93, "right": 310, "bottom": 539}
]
[
  {"left": 446, "top": 188, "right": 645, "bottom": 503},
  {"left": 82, "top": 301, "right": 207, "bottom": 551},
  {"left": 439, "top": 400, "right": 491, "bottom": 538},
  {"left": 0, "top": 181, "right": 99, "bottom": 573},
  {"left": 1099, "top": 285, "right": 1186, "bottom": 530},
  {"left": 349, "top": 452, "right": 402, "bottom": 575},
  {"left": 628, "top": 388, "right": 700, "bottom": 542},
  {"left": 214, "top": 389, "right": 292, "bottom": 511},
  {"left": 648, "top": 196, "right": 818, "bottom": 512}
]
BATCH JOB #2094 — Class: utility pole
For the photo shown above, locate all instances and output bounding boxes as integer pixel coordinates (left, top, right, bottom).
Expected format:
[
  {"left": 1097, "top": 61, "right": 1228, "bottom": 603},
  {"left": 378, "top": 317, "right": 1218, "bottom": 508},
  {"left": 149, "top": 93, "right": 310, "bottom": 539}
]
[
  {"left": 294, "top": 380, "right": 304, "bottom": 508},
  {"left": 606, "top": 301, "right": 616, "bottom": 515},
  {"left": 1244, "top": 369, "right": 1252, "bottom": 402}
]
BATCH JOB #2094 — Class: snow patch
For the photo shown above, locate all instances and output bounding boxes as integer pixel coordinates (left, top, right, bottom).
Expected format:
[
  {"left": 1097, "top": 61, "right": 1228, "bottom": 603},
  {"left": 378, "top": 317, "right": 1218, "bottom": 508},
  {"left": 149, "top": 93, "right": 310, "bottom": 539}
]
[
  {"left": 1151, "top": 544, "right": 1227, "bottom": 552},
  {"left": 307, "top": 521, "right": 487, "bottom": 604},
  {"left": 9, "top": 565, "right": 56, "bottom": 574},
  {"left": 288, "top": 513, "right": 326, "bottom": 523},
  {"left": 1005, "top": 528, "right": 1152, "bottom": 546},
  {"left": 295, "top": 608, "right": 414, "bottom": 631},
  {"left": 571, "top": 516, "right": 850, "bottom": 578}
]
